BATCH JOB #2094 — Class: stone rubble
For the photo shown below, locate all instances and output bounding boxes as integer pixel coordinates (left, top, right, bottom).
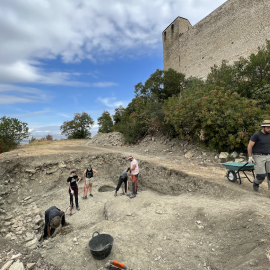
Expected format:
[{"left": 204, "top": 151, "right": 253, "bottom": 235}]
[{"left": 81, "top": 132, "right": 125, "bottom": 147}]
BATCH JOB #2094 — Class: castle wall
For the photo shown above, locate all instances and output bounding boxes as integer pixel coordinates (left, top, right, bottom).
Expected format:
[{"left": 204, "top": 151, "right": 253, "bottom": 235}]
[{"left": 163, "top": 0, "right": 270, "bottom": 79}]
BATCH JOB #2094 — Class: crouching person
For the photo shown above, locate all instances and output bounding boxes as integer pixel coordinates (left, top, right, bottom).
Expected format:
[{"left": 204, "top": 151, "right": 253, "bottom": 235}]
[
  {"left": 43, "top": 206, "right": 70, "bottom": 239},
  {"left": 114, "top": 168, "right": 130, "bottom": 197}
]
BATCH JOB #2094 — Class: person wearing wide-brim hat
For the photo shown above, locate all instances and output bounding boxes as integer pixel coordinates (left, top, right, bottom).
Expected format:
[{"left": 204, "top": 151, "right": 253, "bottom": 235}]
[
  {"left": 43, "top": 206, "right": 70, "bottom": 239},
  {"left": 82, "top": 164, "right": 98, "bottom": 198},
  {"left": 248, "top": 120, "right": 270, "bottom": 192}
]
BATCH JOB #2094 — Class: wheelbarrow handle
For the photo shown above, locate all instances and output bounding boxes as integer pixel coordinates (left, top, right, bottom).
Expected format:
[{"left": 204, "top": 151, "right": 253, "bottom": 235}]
[
  {"left": 237, "top": 162, "right": 249, "bottom": 173},
  {"left": 92, "top": 231, "right": 100, "bottom": 238}
]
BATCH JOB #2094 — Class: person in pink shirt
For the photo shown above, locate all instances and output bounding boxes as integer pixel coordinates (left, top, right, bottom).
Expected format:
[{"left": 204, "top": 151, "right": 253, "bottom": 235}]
[{"left": 127, "top": 154, "right": 139, "bottom": 198}]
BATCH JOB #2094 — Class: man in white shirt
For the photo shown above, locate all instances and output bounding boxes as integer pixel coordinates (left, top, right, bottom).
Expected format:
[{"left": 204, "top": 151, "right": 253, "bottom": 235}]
[{"left": 127, "top": 154, "right": 139, "bottom": 198}]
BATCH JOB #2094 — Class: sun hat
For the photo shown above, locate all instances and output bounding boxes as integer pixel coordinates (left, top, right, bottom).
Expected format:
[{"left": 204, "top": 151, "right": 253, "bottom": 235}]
[
  {"left": 127, "top": 154, "right": 133, "bottom": 160},
  {"left": 87, "top": 164, "right": 91, "bottom": 167},
  {"left": 50, "top": 216, "right": 61, "bottom": 229},
  {"left": 261, "top": 120, "right": 270, "bottom": 127}
]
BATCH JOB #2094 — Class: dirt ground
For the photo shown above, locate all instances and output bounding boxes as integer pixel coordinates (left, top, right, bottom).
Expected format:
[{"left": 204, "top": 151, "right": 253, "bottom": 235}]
[{"left": 1, "top": 138, "right": 270, "bottom": 270}]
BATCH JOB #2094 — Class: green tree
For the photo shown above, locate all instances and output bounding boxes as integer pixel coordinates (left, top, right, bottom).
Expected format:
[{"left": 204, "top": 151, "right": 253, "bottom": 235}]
[
  {"left": 135, "top": 68, "right": 185, "bottom": 101},
  {"left": 97, "top": 111, "right": 113, "bottom": 133},
  {"left": 60, "top": 112, "right": 94, "bottom": 139},
  {"left": 0, "top": 116, "right": 29, "bottom": 152},
  {"left": 206, "top": 40, "right": 270, "bottom": 103},
  {"left": 164, "top": 84, "right": 267, "bottom": 152}
]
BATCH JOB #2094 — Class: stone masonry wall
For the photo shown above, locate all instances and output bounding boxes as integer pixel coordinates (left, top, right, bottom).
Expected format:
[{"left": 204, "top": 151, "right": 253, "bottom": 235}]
[{"left": 163, "top": 0, "right": 270, "bottom": 79}]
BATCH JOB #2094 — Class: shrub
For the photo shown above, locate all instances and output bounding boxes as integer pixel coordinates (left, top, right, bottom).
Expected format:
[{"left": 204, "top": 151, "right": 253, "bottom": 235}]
[
  {"left": 46, "top": 134, "right": 53, "bottom": 141},
  {"left": 164, "top": 83, "right": 267, "bottom": 152},
  {"left": 29, "top": 136, "right": 37, "bottom": 143}
]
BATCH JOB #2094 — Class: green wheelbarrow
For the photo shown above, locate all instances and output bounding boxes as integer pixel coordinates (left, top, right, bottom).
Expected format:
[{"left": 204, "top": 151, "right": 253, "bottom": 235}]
[{"left": 220, "top": 162, "right": 255, "bottom": 185}]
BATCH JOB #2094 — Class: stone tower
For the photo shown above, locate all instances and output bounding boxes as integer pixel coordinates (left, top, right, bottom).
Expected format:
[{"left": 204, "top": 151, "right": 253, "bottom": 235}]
[
  {"left": 163, "top": 0, "right": 270, "bottom": 79},
  {"left": 162, "top": 17, "right": 192, "bottom": 72}
]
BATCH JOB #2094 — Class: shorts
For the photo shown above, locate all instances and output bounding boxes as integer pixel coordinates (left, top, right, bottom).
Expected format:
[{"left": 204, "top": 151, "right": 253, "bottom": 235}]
[{"left": 85, "top": 178, "right": 93, "bottom": 184}]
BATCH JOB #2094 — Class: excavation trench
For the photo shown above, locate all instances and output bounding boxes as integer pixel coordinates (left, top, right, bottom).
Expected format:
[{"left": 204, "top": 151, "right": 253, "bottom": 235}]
[{"left": 1, "top": 152, "right": 270, "bottom": 270}]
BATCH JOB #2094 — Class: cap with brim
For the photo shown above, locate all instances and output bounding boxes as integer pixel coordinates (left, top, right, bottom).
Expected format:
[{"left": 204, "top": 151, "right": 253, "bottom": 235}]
[
  {"left": 87, "top": 164, "right": 91, "bottom": 167},
  {"left": 261, "top": 120, "right": 270, "bottom": 127},
  {"left": 50, "top": 216, "right": 61, "bottom": 229},
  {"left": 70, "top": 170, "right": 76, "bottom": 174},
  {"left": 127, "top": 155, "right": 133, "bottom": 160}
]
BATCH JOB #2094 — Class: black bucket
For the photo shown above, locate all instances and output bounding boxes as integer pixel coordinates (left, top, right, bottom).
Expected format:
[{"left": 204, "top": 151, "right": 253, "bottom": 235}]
[{"left": 88, "top": 231, "right": 114, "bottom": 260}]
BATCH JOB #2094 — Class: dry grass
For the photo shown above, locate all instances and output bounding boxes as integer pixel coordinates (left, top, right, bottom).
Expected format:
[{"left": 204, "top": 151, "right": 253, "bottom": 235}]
[{"left": 24, "top": 140, "right": 55, "bottom": 146}]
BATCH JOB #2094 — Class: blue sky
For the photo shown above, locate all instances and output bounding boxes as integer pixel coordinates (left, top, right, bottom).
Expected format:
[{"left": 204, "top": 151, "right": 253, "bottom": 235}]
[{"left": 0, "top": 0, "right": 227, "bottom": 138}]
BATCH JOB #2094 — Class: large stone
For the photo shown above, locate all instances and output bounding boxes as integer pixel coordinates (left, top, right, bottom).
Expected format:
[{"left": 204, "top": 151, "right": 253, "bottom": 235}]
[
  {"left": 231, "top": 151, "right": 238, "bottom": 158},
  {"left": 0, "top": 260, "right": 13, "bottom": 270},
  {"left": 235, "top": 158, "right": 244, "bottom": 162},
  {"left": 25, "top": 237, "right": 38, "bottom": 249},
  {"left": 219, "top": 152, "right": 229, "bottom": 159},
  {"left": 27, "top": 263, "right": 36, "bottom": 270},
  {"left": 46, "top": 168, "right": 58, "bottom": 174},
  {"left": 25, "top": 232, "right": 35, "bottom": 242},
  {"left": 25, "top": 169, "right": 36, "bottom": 174},
  {"left": 184, "top": 151, "right": 195, "bottom": 159},
  {"left": 34, "top": 215, "right": 42, "bottom": 225},
  {"left": 9, "top": 260, "right": 25, "bottom": 270}
]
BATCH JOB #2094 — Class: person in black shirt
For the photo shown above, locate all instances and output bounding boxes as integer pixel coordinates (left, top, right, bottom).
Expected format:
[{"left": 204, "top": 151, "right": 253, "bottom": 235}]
[
  {"left": 43, "top": 206, "right": 70, "bottom": 239},
  {"left": 82, "top": 164, "right": 98, "bottom": 198},
  {"left": 247, "top": 120, "right": 270, "bottom": 191},
  {"left": 67, "top": 170, "right": 81, "bottom": 210},
  {"left": 114, "top": 168, "right": 131, "bottom": 197}
]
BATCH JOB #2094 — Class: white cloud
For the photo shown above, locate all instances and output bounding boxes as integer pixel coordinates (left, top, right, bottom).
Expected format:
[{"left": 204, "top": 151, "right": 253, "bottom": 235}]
[
  {"left": 97, "top": 96, "right": 129, "bottom": 108},
  {"left": 4, "top": 110, "right": 52, "bottom": 117},
  {"left": 0, "top": 0, "right": 227, "bottom": 85},
  {"left": 0, "top": 84, "right": 49, "bottom": 104}
]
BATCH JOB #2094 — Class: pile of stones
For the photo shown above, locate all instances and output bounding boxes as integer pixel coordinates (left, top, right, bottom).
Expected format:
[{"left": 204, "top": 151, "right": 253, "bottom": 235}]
[{"left": 81, "top": 132, "right": 125, "bottom": 147}]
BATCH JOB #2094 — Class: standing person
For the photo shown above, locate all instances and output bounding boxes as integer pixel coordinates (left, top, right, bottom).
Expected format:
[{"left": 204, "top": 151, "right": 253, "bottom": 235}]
[
  {"left": 43, "top": 206, "right": 70, "bottom": 239},
  {"left": 127, "top": 154, "right": 139, "bottom": 198},
  {"left": 67, "top": 170, "right": 81, "bottom": 210},
  {"left": 114, "top": 168, "right": 130, "bottom": 197},
  {"left": 247, "top": 120, "right": 270, "bottom": 192},
  {"left": 83, "top": 164, "right": 98, "bottom": 198}
]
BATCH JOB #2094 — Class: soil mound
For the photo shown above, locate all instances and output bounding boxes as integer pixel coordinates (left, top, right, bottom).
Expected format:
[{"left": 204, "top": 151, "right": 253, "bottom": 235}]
[{"left": 81, "top": 132, "right": 125, "bottom": 147}]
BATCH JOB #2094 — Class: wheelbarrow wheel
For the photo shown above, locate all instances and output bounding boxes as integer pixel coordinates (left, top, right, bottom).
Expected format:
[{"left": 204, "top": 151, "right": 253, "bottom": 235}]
[{"left": 227, "top": 170, "right": 237, "bottom": 182}]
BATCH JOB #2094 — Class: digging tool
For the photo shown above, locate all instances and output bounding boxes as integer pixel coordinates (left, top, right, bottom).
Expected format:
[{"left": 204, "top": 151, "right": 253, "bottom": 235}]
[
  {"left": 83, "top": 181, "right": 86, "bottom": 198},
  {"left": 70, "top": 201, "right": 73, "bottom": 215},
  {"left": 105, "top": 260, "right": 129, "bottom": 270}
]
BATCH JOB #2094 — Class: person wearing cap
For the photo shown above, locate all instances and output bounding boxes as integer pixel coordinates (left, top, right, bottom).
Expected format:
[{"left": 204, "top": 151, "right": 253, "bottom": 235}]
[
  {"left": 114, "top": 167, "right": 131, "bottom": 197},
  {"left": 127, "top": 155, "right": 139, "bottom": 198},
  {"left": 83, "top": 164, "right": 98, "bottom": 198},
  {"left": 43, "top": 206, "right": 70, "bottom": 239},
  {"left": 67, "top": 170, "right": 81, "bottom": 210},
  {"left": 247, "top": 120, "right": 270, "bottom": 192}
]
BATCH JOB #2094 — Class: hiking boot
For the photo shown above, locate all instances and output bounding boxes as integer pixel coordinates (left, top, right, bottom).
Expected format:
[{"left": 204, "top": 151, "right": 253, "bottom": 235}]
[
  {"left": 82, "top": 195, "right": 87, "bottom": 199},
  {"left": 76, "top": 207, "right": 80, "bottom": 211},
  {"left": 129, "top": 194, "right": 136, "bottom": 199},
  {"left": 62, "top": 222, "right": 70, "bottom": 227},
  {"left": 253, "top": 182, "right": 259, "bottom": 192},
  {"left": 114, "top": 191, "right": 117, "bottom": 197},
  {"left": 90, "top": 194, "right": 93, "bottom": 197}
]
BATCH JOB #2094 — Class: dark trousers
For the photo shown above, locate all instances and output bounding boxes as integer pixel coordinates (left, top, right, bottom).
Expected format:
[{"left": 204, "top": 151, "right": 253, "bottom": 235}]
[
  {"left": 43, "top": 215, "right": 65, "bottom": 238},
  {"left": 68, "top": 186, "right": 79, "bottom": 208},
  {"left": 116, "top": 176, "right": 127, "bottom": 192}
]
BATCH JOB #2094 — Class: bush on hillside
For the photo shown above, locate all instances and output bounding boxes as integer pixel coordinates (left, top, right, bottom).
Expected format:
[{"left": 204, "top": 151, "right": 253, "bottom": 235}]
[
  {"left": 0, "top": 116, "right": 29, "bottom": 153},
  {"left": 164, "top": 83, "right": 268, "bottom": 152}
]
